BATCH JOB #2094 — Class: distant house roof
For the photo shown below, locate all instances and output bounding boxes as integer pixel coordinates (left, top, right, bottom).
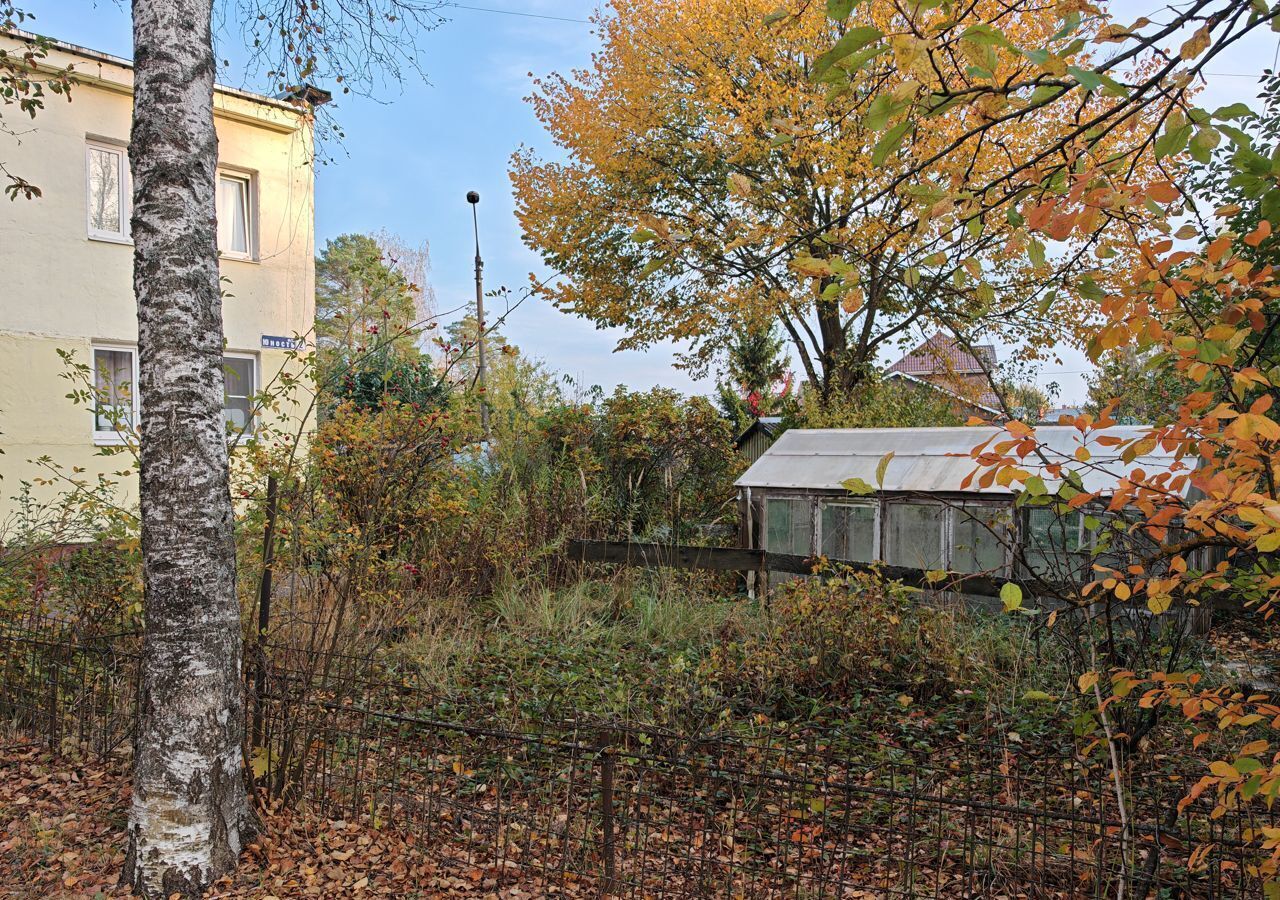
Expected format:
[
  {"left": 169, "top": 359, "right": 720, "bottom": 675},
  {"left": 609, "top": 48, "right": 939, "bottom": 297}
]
[
  {"left": 888, "top": 333, "right": 997, "bottom": 377},
  {"left": 884, "top": 371, "right": 1002, "bottom": 418},
  {"left": 734, "top": 416, "right": 783, "bottom": 450},
  {"left": 735, "top": 426, "right": 1190, "bottom": 497},
  {"left": 1041, "top": 406, "right": 1085, "bottom": 423}
]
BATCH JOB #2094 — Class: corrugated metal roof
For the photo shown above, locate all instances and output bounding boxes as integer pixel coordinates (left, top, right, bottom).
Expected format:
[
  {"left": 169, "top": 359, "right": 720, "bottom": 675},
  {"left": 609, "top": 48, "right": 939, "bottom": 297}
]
[
  {"left": 734, "top": 426, "right": 1190, "bottom": 496},
  {"left": 733, "top": 416, "right": 783, "bottom": 449}
]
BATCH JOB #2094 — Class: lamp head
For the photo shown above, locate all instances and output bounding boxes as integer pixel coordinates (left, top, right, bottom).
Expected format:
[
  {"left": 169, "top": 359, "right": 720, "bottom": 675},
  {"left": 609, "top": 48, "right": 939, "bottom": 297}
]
[{"left": 466, "top": 190, "right": 480, "bottom": 205}]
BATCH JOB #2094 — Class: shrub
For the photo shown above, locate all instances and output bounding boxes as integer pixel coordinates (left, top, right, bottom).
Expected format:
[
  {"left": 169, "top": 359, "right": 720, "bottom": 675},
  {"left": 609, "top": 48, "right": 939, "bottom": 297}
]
[{"left": 700, "top": 572, "right": 999, "bottom": 716}]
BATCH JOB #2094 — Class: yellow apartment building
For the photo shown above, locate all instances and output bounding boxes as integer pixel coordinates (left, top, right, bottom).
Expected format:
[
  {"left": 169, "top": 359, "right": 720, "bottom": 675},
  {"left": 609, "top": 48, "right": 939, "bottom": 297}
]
[{"left": 0, "top": 32, "right": 319, "bottom": 524}]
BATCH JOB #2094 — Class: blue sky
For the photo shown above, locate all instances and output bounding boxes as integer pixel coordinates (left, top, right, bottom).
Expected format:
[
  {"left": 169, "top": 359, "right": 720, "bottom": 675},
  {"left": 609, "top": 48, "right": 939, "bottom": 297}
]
[{"left": 16, "top": 1, "right": 1280, "bottom": 403}]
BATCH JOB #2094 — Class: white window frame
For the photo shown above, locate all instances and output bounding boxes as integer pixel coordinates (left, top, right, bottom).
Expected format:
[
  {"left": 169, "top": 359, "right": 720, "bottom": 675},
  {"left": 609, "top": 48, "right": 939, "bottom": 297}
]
[
  {"left": 90, "top": 343, "right": 139, "bottom": 445},
  {"left": 222, "top": 351, "right": 259, "bottom": 435},
  {"left": 216, "top": 169, "right": 257, "bottom": 261},
  {"left": 86, "top": 139, "right": 131, "bottom": 243}
]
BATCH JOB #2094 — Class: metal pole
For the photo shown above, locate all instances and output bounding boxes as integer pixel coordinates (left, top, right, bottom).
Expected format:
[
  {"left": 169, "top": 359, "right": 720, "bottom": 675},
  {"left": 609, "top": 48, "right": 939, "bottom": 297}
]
[
  {"left": 251, "top": 474, "right": 278, "bottom": 750},
  {"left": 600, "top": 746, "right": 617, "bottom": 896},
  {"left": 467, "top": 191, "right": 490, "bottom": 441}
]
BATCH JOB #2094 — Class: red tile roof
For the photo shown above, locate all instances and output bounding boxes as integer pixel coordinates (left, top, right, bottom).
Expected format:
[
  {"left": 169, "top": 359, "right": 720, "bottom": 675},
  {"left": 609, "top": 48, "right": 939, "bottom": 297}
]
[{"left": 887, "top": 332, "right": 997, "bottom": 376}]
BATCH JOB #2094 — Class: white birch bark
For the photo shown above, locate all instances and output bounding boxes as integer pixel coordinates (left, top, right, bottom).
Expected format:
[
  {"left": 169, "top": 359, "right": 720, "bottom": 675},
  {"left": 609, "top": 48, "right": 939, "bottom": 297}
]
[{"left": 122, "top": 0, "right": 255, "bottom": 895}]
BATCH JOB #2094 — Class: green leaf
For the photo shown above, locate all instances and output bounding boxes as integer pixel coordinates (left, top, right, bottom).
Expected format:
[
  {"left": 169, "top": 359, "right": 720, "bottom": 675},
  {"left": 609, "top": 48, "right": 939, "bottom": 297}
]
[
  {"left": 1154, "top": 123, "right": 1193, "bottom": 160},
  {"left": 841, "top": 477, "right": 876, "bottom": 496},
  {"left": 811, "top": 26, "right": 883, "bottom": 81},
  {"left": 1027, "top": 84, "right": 1068, "bottom": 106},
  {"left": 1024, "top": 475, "right": 1048, "bottom": 496},
  {"left": 1067, "top": 65, "right": 1102, "bottom": 92},
  {"left": 1214, "top": 101, "right": 1254, "bottom": 120},
  {"left": 763, "top": 7, "right": 789, "bottom": 25},
  {"left": 825, "top": 0, "right": 857, "bottom": 19},
  {"left": 1028, "top": 238, "right": 1046, "bottom": 268},
  {"left": 1022, "top": 47, "right": 1053, "bottom": 66},
  {"left": 1077, "top": 277, "right": 1106, "bottom": 301},
  {"left": 872, "top": 120, "right": 912, "bottom": 167},
  {"left": 1001, "top": 582, "right": 1023, "bottom": 612},
  {"left": 961, "top": 23, "right": 1013, "bottom": 49},
  {"left": 632, "top": 228, "right": 658, "bottom": 243},
  {"left": 638, "top": 256, "right": 668, "bottom": 278},
  {"left": 838, "top": 43, "right": 890, "bottom": 75},
  {"left": 1236, "top": 757, "right": 1264, "bottom": 775},
  {"left": 865, "top": 92, "right": 899, "bottom": 132},
  {"left": 1051, "top": 10, "right": 1081, "bottom": 40},
  {"left": 1189, "top": 127, "right": 1221, "bottom": 163}
]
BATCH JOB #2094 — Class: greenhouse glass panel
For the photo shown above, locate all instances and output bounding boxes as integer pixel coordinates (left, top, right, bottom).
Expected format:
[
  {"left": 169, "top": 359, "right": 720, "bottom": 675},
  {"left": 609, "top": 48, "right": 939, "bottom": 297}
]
[
  {"left": 821, "top": 502, "right": 876, "bottom": 563},
  {"left": 952, "top": 505, "right": 1009, "bottom": 574},
  {"left": 1022, "top": 507, "right": 1086, "bottom": 578},
  {"left": 766, "top": 498, "right": 812, "bottom": 556},
  {"left": 885, "top": 502, "right": 944, "bottom": 571}
]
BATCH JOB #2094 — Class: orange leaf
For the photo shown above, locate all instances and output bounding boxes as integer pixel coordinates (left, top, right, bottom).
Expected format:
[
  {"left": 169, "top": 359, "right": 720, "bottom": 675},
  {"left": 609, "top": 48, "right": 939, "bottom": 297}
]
[{"left": 1245, "top": 220, "right": 1272, "bottom": 247}]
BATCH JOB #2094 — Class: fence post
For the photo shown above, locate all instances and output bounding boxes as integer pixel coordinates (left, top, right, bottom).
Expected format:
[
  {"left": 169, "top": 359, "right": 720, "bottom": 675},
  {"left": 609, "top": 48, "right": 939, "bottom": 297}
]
[
  {"left": 600, "top": 746, "right": 617, "bottom": 897},
  {"left": 251, "top": 474, "right": 279, "bottom": 750}
]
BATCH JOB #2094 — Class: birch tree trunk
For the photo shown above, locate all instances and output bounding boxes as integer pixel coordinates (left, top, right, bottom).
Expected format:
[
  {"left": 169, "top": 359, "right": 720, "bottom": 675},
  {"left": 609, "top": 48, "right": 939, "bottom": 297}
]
[{"left": 122, "top": 0, "right": 255, "bottom": 894}]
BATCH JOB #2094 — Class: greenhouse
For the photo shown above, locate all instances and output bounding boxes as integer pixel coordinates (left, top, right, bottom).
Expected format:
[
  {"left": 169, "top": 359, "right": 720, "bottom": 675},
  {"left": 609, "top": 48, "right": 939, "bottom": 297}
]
[{"left": 735, "top": 426, "right": 1196, "bottom": 580}]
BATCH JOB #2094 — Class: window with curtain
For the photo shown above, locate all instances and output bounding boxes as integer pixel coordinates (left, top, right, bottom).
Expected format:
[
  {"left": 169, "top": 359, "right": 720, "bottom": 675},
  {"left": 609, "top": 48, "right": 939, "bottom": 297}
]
[
  {"left": 92, "top": 347, "right": 136, "bottom": 436},
  {"left": 217, "top": 173, "right": 251, "bottom": 256},
  {"left": 820, "top": 502, "right": 876, "bottom": 563},
  {"left": 884, "top": 501, "right": 944, "bottom": 571},
  {"left": 87, "top": 142, "right": 127, "bottom": 239},
  {"left": 222, "top": 355, "right": 255, "bottom": 433},
  {"left": 766, "top": 498, "right": 812, "bottom": 557},
  {"left": 951, "top": 504, "right": 1009, "bottom": 575}
]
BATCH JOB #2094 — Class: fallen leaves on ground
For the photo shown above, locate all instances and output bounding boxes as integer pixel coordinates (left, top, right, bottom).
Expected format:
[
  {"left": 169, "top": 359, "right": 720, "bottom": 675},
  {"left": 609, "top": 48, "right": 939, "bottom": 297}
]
[{"left": 0, "top": 745, "right": 587, "bottom": 899}]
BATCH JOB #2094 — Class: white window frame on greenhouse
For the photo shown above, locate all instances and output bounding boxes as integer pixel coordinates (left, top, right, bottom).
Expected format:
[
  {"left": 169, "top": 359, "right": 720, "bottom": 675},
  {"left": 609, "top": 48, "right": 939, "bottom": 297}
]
[{"left": 762, "top": 493, "right": 1013, "bottom": 577}]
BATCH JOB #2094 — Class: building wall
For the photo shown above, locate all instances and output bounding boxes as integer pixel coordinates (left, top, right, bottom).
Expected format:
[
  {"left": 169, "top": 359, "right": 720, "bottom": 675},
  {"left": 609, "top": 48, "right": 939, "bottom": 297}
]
[{"left": 0, "top": 36, "right": 317, "bottom": 524}]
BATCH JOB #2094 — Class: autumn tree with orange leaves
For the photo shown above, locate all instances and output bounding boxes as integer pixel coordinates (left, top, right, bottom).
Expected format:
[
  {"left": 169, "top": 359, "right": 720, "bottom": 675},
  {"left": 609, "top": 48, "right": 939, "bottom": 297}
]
[
  {"left": 510, "top": 0, "right": 1157, "bottom": 405},
  {"left": 786, "top": 0, "right": 1280, "bottom": 887}
]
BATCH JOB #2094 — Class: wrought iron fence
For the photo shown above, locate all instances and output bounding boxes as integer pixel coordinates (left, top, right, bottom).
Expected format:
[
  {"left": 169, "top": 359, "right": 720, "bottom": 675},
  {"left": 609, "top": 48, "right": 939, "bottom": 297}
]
[{"left": 0, "top": 612, "right": 1272, "bottom": 898}]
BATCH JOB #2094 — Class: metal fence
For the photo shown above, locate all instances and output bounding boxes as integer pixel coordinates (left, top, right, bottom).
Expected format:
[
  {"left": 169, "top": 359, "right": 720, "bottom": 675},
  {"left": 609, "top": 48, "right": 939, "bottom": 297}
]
[{"left": 0, "top": 613, "right": 1271, "bottom": 898}]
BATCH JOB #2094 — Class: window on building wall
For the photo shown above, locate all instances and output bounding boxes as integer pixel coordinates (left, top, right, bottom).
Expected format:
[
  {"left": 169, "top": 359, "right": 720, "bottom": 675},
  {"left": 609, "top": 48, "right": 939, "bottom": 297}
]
[
  {"left": 820, "top": 502, "right": 876, "bottom": 563},
  {"left": 87, "top": 141, "right": 128, "bottom": 240},
  {"left": 216, "top": 172, "right": 253, "bottom": 257},
  {"left": 92, "top": 346, "right": 137, "bottom": 441},
  {"left": 951, "top": 504, "right": 1010, "bottom": 575},
  {"left": 223, "top": 355, "right": 256, "bottom": 433},
  {"left": 884, "top": 501, "right": 944, "bottom": 571},
  {"left": 766, "top": 497, "right": 811, "bottom": 557}
]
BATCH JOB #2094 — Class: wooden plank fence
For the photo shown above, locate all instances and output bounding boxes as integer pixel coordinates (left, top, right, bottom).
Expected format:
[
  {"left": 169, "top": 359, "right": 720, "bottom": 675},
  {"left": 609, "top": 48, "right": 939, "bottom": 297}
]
[{"left": 566, "top": 539, "right": 1040, "bottom": 600}]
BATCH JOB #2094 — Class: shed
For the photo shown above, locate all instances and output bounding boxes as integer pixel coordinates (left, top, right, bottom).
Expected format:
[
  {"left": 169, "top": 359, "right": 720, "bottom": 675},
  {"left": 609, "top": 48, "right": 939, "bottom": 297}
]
[
  {"left": 736, "top": 426, "right": 1197, "bottom": 580},
  {"left": 734, "top": 416, "right": 783, "bottom": 464}
]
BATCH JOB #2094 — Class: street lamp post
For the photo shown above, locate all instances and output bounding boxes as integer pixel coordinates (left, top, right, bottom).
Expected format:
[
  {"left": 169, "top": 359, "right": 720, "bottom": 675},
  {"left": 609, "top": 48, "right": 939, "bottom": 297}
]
[{"left": 466, "top": 190, "right": 490, "bottom": 440}]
